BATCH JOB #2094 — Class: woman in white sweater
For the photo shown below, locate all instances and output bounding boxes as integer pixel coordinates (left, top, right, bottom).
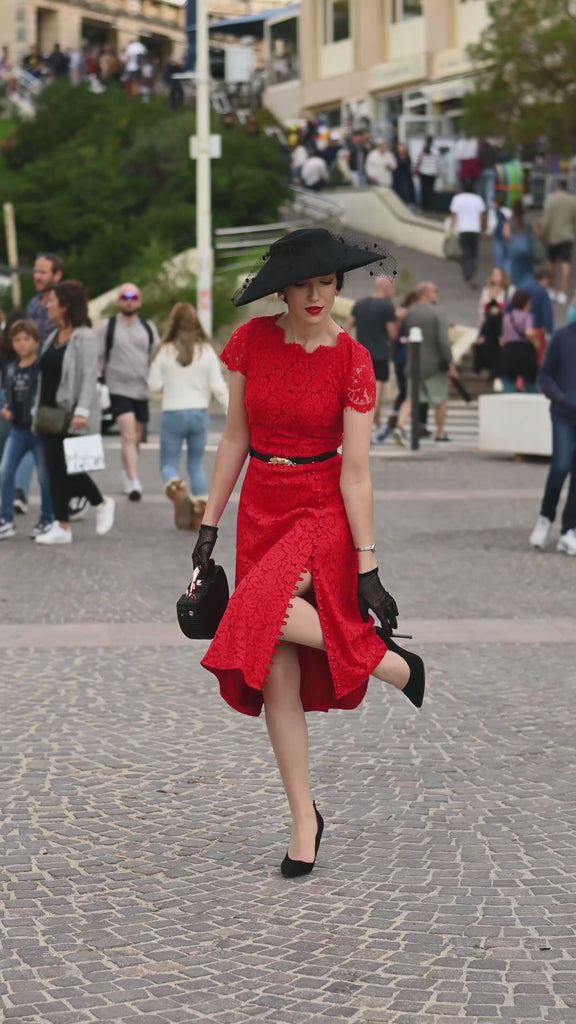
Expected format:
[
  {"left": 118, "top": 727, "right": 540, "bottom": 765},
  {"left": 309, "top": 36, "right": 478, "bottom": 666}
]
[{"left": 148, "top": 303, "right": 228, "bottom": 527}]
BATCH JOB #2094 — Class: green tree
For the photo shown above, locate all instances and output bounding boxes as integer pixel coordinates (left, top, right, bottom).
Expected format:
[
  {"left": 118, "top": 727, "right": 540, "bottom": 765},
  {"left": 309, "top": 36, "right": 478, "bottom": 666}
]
[
  {"left": 463, "top": 0, "right": 576, "bottom": 153},
  {"left": 1, "top": 81, "right": 289, "bottom": 300}
]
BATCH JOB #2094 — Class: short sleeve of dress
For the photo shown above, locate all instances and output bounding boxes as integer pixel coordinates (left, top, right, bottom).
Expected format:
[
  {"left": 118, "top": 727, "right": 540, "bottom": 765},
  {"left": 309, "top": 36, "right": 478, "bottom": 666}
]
[
  {"left": 220, "top": 320, "right": 252, "bottom": 375},
  {"left": 343, "top": 339, "right": 376, "bottom": 413}
]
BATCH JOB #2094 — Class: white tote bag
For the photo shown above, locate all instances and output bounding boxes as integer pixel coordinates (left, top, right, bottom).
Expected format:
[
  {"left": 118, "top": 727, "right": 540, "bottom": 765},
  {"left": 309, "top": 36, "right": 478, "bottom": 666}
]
[{"left": 63, "top": 434, "right": 105, "bottom": 474}]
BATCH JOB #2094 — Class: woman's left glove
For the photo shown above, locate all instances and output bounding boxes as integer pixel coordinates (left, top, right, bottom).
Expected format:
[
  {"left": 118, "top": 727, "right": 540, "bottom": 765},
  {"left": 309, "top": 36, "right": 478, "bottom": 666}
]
[
  {"left": 192, "top": 525, "right": 218, "bottom": 576},
  {"left": 357, "top": 568, "right": 399, "bottom": 637}
]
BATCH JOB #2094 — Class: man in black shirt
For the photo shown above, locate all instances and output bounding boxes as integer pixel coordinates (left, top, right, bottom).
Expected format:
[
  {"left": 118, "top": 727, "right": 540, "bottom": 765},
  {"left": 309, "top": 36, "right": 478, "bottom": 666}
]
[{"left": 347, "top": 276, "right": 398, "bottom": 428}]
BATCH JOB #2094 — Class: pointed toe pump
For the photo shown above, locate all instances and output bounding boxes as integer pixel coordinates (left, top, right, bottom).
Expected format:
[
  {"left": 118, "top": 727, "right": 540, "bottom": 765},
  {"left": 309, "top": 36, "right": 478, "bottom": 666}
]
[
  {"left": 280, "top": 802, "right": 324, "bottom": 879},
  {"left": 377, "top": 628, "right": 426, "bottom": 708}
]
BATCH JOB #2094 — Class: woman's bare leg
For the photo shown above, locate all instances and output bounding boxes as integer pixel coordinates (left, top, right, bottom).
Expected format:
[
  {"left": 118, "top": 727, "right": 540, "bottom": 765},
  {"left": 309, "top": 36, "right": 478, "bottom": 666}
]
[
  {"left": 262, "top": 640, "right": 317, "bottom": 862},
  {"left": 281, "top": 573, "right": 409, "bottom": 689}
]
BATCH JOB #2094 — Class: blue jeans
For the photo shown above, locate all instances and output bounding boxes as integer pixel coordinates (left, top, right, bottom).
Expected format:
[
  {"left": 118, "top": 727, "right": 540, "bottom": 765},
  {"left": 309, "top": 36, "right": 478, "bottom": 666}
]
[
  {"left": 541, "top": 417, "right": 576, "bottom": 532},
  {"left": 1, "top": 426, "right": 53, "bottom": 522},
  {"left": 0, "top": 415, "right": 34, "bottom": 497},
  {"left": 501, "top": 378, "right": 538, "bottom": 394},
  {"left": 492, "top": 237, "right": 511, "bottom": 276},
  {"left": 160, "top": 409, "right": 209, "bottom": 496}
]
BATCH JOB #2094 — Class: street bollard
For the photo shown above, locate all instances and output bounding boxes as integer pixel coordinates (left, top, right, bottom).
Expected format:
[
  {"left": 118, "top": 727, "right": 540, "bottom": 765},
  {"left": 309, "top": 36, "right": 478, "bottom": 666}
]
[{"left": 408, "top": 326, "right": 423, "bottom": 452}]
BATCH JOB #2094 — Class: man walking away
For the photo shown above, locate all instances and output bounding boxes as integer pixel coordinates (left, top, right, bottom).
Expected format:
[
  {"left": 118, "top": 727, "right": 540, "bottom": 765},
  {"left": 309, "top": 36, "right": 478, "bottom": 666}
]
[
  {"left": 96, "top": 283, "right": 159, "bottom": 501},
  {"left": 450, "top": 181, "right": 486, "bottom": 288},
  {"left": 347, "top": 276, "right": 398, "bottom": 429},
  {"left": 542, "top": 179, "right": 576, "bottom": 304},
  {"left": 395, "top": 282, "right": 457, "bottom": 444},
  {"left": 515, "top": 266, "right": 554, "bottom": 365},
  {"left": 529, "top": 321, "right": 576, "bottom": 556}
]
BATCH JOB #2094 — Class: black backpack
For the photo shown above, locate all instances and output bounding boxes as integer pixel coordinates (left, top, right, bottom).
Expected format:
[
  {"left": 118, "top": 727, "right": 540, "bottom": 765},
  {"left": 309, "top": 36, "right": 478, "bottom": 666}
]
[{"left": 102, "top": 315, "right": 154, "bottom": 378}]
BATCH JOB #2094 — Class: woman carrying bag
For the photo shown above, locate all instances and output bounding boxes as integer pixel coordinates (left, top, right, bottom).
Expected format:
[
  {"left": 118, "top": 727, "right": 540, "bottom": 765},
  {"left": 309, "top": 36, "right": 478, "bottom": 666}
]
[
  {"left": 34, "top": 280, "right": 115, "bottom": 545},
  {"left": 194, "top": 228, "right": 425, "bottom": 879}
]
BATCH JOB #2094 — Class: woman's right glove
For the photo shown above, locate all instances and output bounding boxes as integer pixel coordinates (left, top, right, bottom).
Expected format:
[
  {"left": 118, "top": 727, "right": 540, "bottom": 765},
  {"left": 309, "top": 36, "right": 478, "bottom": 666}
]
[
  {"left": 357, "top": 568, "right": 399, "bottom": 638},
  {"left": 192, "top": 525, "right": 218, "bottom": 576}
]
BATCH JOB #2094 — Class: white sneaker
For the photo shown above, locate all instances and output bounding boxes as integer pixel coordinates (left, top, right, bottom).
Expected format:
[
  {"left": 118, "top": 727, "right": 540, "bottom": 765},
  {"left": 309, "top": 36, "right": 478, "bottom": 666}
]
[
  {"left": 35, "top": 522, "right": 73, "bottom": 545},
  {"left": 557, "top": 291, "right": 567, "bottom": 304},
  {"left": 393, "top": 426, "right": 407, "bottom": 448},
  {"left": 557, "top": 529, "right": 576, "bottom": 556},
  {"left": 529, "top": 514, "right": 552, "bottom": 550},
  {"left": 548, "top": 289, "right": 557, "bottom": 301},
  {"left": 95, "top": 497, "right": 115, "bottom": 535},
  {"left": 0, "top": 519, "right": 16, "bottom": 539}
]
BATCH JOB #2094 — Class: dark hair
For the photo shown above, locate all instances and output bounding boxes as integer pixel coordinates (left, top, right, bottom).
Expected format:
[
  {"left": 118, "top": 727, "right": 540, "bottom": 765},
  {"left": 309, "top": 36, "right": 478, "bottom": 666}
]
[
  {"left": 0, "top": 307, "right": 26, "bottom": 358},
  {"left": 9, "top": 318, "right": 39, "bottom": 343},
  {"left": 53, "top": 280, "right": 91, "bottom": 328},
  {"left": 424, "top": 135, "right": 433, "bottom": 153},
  {"left": 512, "top": 199, "right": 525, "bottom": 225},
  {"left": 462, "top": 180, "right": 475, "bottom": 193},
  {"left": 336, "top": 269, "right": 344, "bottom": 291},
  {"left": 36, "top": 252, "right": 63, "bottom": 275},
  {"left": 511, "top": 289, "right": 530, "bottom": 310},
  {"left": 534, "top": 264, "right": 549, "bottom": 282},
  {"left": 557, "top": 178, "right": 568, "bottom": 191},
  {"left": 403, "top": 289, "right": 418, "bottom": 307}
]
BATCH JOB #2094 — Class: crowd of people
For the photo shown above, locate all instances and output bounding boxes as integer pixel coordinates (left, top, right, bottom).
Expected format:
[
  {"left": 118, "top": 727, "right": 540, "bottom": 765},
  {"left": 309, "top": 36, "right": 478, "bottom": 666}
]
[
  {"left": 290, "top": 123, "right": 421, "bottom": 201},
  {"left": 0, "top": 41, "right": 185, "bottom": 104},
  {"left": 0, "top": 253, "right": 229, "bottom": 545}
]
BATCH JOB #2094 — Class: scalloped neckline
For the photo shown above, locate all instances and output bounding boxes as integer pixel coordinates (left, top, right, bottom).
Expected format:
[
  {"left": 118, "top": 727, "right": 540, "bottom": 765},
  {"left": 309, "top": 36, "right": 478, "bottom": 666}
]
[{"left": 273, "top": 313, "right": 343, "bottom": 354}]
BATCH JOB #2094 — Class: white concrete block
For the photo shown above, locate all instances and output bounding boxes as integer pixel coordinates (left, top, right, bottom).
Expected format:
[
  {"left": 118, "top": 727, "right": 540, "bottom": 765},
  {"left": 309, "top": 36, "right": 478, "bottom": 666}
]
[{"left": 478, "top": 393, "right": 552, "bottom": 456}]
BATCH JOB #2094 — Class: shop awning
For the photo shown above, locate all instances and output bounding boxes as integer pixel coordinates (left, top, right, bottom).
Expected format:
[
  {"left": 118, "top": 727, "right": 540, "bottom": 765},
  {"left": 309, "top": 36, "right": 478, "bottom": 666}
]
[{"left": 208, "top": 5, "right": 298, "bottom": 38}]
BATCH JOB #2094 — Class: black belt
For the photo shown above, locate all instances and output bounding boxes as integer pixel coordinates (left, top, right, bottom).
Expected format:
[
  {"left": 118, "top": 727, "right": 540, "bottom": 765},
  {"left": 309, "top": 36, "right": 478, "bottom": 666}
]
[{"left": 249, "top": 447, "right": 338, "bottom": 467}]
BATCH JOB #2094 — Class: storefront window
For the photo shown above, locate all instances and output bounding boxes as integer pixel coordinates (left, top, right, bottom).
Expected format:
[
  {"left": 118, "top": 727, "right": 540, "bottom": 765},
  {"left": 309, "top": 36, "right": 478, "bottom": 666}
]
[
  {"left": 324, "top": 0, "right": 350, "bottom": 44},
  {"left": 392, "top": 0, "right": 423, "bottom": 21}
]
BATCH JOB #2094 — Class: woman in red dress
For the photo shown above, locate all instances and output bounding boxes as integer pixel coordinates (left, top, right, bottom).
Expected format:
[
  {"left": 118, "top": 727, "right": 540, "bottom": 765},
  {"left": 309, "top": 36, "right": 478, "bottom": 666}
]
[{"left": 195, "top": 229, "right": 425, "bottom": 877}]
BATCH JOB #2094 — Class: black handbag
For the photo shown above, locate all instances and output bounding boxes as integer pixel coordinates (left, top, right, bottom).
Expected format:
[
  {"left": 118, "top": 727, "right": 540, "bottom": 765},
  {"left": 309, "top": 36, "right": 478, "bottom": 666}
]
[{"left": 177, "top": 565, "right": 229, "bottom": 640}]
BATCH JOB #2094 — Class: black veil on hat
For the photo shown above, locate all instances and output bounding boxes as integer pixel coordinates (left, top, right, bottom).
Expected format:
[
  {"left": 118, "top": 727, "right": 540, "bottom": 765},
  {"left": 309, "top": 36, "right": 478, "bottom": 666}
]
[{"left": 233, "top": 227, "right": 395, "bottom": 307}]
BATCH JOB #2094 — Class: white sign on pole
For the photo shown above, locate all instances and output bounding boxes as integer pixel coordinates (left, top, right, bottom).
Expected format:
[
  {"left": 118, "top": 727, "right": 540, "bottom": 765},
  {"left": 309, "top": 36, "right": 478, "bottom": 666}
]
[{"left": 189, "top": 135, "right": 222, "bottom": 160}]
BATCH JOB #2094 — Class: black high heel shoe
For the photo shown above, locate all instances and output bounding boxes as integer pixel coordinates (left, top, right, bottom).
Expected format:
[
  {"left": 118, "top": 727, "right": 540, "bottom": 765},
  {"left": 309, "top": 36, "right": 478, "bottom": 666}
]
[
  {"left": 376, "top": 628, "right": 425, "bottom": 708},
  {"left": 281, "top": 802, "right": 324, "bottom": 879}
]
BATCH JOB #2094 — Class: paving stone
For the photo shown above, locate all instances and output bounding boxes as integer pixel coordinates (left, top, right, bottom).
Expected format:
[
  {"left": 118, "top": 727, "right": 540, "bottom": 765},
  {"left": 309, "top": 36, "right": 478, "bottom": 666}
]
[{"left": 2, "top": 448, "right": 576, "bottom": 1023}]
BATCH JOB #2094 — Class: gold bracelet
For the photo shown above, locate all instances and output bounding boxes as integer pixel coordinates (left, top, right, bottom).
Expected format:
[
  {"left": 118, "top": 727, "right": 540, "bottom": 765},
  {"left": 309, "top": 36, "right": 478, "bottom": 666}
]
[{"left": 356, "top": 543, "right": 376, "bottom": 552}]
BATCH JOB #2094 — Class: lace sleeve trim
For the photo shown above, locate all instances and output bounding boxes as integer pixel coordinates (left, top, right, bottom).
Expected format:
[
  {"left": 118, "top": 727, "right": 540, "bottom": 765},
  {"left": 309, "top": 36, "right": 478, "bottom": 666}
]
[
  {"left": 343, "top": 338, "right": 377, "bottom": 413},
  {"left": 221, "top": 321, "right": 252, "bottom": 375}
]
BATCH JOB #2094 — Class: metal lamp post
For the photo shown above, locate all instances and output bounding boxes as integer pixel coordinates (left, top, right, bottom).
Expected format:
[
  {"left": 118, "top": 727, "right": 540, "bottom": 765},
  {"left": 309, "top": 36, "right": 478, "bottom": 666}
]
[
  {"left": 408, "top": 326, "right": 423, "bottom": 452},
  {"left": 195, "top": 0, "right": 213, "bottom": 337}
]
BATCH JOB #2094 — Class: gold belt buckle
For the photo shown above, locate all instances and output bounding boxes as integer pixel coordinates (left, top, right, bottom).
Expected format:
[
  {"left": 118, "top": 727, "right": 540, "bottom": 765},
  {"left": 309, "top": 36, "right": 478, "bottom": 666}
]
[{"left": 269, "top": 456, "right": 296, "bottom": 467}]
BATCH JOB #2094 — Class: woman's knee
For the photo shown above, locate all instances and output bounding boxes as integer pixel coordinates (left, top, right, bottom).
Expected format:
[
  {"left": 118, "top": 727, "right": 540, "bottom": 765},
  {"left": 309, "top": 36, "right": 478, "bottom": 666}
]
[{"left": 263, "top": 642, "right": 301, "bottom": 704}]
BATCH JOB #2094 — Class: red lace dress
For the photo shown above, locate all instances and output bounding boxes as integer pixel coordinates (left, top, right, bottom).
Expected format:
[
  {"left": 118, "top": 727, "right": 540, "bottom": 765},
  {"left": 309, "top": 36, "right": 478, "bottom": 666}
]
[{"left": 201, "top": 315, "right": 387, "bottom": 716}]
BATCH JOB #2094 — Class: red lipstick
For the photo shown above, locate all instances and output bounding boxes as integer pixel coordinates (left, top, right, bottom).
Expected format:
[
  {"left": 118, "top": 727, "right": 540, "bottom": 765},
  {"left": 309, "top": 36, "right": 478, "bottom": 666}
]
[{"left": 305, "top": 306, "right": 323, "bottom": 315}]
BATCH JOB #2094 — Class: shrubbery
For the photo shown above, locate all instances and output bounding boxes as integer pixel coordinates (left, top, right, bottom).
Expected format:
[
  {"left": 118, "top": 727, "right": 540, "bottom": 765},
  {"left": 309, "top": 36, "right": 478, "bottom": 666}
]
[{"left": 1, "top": 81, "right": 289, "bottom": 313}]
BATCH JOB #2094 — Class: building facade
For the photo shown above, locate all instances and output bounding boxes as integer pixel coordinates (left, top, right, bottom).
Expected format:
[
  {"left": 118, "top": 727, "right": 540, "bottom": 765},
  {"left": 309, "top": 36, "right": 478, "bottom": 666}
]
[
  {"left": 296, "top": 0, "right": 489, "bottom": 139},
  {"left": 3, "top": 0, "right": 185, "bottom": 64}
]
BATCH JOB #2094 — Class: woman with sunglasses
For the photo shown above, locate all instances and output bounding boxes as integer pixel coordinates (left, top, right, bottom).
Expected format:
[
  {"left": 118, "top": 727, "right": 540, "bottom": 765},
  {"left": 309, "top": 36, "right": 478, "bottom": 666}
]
[{"left": 193, "top": 229, "right": 425, "bottom": 878}]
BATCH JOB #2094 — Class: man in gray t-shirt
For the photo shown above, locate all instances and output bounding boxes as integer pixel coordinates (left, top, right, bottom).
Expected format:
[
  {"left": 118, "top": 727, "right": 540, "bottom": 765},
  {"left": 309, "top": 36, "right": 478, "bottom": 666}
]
[
  {"left": 395, "top": 281, "right": 456, "bottom": 443},
  {"left": 96, "top": 283, "right": 159, "bottom": 500}
]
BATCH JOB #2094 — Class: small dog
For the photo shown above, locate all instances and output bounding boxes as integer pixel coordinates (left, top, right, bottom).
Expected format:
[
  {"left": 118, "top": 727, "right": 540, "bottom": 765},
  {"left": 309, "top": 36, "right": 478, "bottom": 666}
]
[{"left": 165, "top": 479, "right": 206, "bottom": 531}]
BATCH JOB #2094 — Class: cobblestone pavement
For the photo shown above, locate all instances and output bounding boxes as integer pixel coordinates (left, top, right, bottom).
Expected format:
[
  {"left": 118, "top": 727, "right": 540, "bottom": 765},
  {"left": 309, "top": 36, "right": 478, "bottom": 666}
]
[{"left": 1, "top": 440, "right": 576, "bottom": 1024}]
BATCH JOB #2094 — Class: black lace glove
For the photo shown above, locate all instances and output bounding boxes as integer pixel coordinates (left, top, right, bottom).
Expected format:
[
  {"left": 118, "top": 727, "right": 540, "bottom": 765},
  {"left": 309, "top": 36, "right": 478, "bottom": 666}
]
[
  {"left": 357, "top": 568, "right": 399, "bottom": 638},
  {"left": 192, "top": 525, "right": 218, "bottom": 576}
]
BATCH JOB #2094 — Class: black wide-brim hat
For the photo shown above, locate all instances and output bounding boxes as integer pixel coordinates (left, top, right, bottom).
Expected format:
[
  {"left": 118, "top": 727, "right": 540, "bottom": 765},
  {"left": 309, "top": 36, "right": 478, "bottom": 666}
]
[{"left": 233, "top": 227, "right": 394, "bottom": 307}]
